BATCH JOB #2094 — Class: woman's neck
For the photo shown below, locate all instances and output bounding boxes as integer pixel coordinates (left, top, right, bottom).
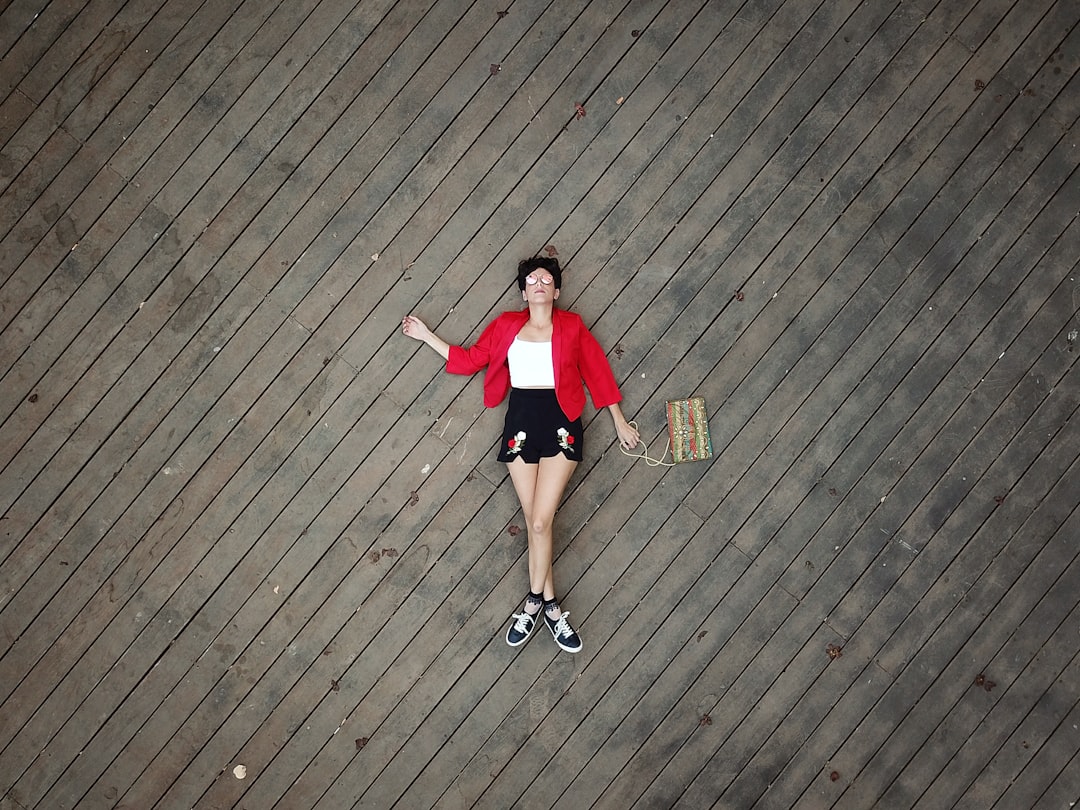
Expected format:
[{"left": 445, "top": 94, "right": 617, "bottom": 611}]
[{"left": 526, "top": 301, "right": 553, "bottom": 328}]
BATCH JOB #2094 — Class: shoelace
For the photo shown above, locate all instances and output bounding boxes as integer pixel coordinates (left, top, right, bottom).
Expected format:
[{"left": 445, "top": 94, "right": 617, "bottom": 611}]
[
  {"left": 552, "top": 611, "right": 575, "bottom": 639},
  {"left": 511, "top": 611, "right": 536, "bottom": 633}
]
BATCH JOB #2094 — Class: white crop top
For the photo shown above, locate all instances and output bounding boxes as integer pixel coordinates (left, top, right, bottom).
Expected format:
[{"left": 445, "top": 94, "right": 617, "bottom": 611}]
[{"left": 507, "top": 338, "right": 555, "bottom": 388}]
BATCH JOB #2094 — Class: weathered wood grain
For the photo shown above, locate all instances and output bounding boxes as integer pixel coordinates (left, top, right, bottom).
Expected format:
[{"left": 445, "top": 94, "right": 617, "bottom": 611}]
[{"left": 1, "top": 0, "right": 1077, "bottom": 807}]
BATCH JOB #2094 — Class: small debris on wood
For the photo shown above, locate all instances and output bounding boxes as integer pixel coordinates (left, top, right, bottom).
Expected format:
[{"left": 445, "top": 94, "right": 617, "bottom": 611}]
[
  {"left": 355, "top": 737, "right": 369, "bottom": 750},
  {"left": 508, "top": 524, "right": 521, "bottom": 536},
  {"left": 574, "top": 102, "right": 586, "bottom": 119},
  {"left": 826, "top": 643, "right": 843, "bottom": 660},
  {"left": 497, "top": 9, "right": 509, "bottom": 19},
  {"left": 974, "top": 673, "right": 996, "bottom": 691},
  {"left": 409, "top": 490, "right": 419, "bottom": 506},
  {"left": 490, "top": 63, "right": 501, "bottom": 76},
  {"left": 233, "top": 765, "right": 247, "bottom": 779},
  {"left": 330, "top": 679, "right": 340, "bottom": 692},
  {"left": 699, "top": 714, "right": 712, "bottom": 727},
  {"left": 544, "top": 244, "right": 558, "bottom": 257},
  {"left": 830, "top": 770, "right": 840, "bottom": 782}
]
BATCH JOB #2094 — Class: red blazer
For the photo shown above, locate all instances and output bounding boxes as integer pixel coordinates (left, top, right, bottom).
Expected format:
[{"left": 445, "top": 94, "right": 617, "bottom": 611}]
[{"left": 446, "top": 308, "right": 622, "bottom": 421}]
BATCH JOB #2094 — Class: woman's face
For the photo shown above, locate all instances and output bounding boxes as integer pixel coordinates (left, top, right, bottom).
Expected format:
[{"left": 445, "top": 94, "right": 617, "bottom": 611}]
[{"left": 524, "top": 272, "right": 558, "bottom": 301}]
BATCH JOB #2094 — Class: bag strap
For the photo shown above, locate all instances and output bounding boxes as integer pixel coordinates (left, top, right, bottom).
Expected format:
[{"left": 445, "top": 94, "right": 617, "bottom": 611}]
[{"left": 618, "top": 420, "right": 676, "bottom": 467}]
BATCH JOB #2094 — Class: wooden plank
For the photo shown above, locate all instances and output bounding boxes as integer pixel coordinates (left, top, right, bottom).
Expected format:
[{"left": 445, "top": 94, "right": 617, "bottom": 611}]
[
  {"left": 0, "top": 0, "right": 242, "bottom": 305},
  {"left": 569, "top": 584, "right": 798, "bottom": 809},
  {"left": 0, "top": 0, "right": 288, "bottom": 378},
  {"left": 743, "top": 242, "right": 1080, "bottom": 807},
  {"left": 809, "top": 471, "right": 1080, "bottom": 810},
  {"left": 930, "top": 621, "right": 1080, "bottom": 808},
  {"left": 0, "top": 0, "right": 160, "bottom": 203},
  {"left": 0, "top": 315, "right": 315, "bottom": 770},
  {"left": 1033, "top": 753, "right": 1080, "bottom": 810},
  {"left": 221, "top": 482, "right": 526, "bottom": 809},
  {"left": 0, "top": 0, "right": 220, "bottom": 288},
  {"left": 990, "top": 689, "right": 1080, "bottom": 809},
  {"left": 681, "top": 0, "right": 1059, "bottom": 533},
  {"left": 872, "top": 532, "right": 1080, "bottom": 808},
  {"left": 0, "top": 0, "right": 365, "bottom": 583},
  {"left": 4, "top": 380, "right": 410, "bottom": 807},
  {"left": 0, "top": 85, "right": 34, "bottom": 149},
  {"left": 179, "top": 469, "right": 500, "bottom": 809},
  {"left": 0, "top": 0, "right": 92, "bottom": 98},
  {"left": 75, "top": 425, "right": 470, "bottom": 808}
]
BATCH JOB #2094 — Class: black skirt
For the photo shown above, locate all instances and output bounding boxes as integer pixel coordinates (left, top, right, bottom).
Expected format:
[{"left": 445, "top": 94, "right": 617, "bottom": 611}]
[{"left": 497, "top": 388, "right": 584, "bottom": 463}]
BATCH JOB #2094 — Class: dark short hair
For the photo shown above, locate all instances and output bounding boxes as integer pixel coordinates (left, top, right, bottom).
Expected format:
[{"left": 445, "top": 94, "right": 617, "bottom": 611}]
[{"left": 517, "top": 256, "right": 562, "bottom": 291}]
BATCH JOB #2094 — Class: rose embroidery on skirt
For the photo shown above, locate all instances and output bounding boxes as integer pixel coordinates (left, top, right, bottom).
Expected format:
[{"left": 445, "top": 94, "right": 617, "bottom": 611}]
[
  {"left": 507, "top": 431, "right": 526, "bottom": 454},
  {"left": 556, "top": 427, "right": 575, "bottom": 453}
]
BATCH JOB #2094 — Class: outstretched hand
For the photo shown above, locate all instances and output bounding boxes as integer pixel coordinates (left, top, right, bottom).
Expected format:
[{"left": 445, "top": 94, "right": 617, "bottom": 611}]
[
  {"left": 401, "top": 314, "right": 431, "bottom": 341},
  {"left": 401, "top": 313, "right": 451, "bottom": 360}
]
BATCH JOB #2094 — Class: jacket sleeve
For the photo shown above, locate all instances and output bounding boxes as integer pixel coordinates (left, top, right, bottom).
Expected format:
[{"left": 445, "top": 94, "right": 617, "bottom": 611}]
[
  {"left": 446, "top": 316, "right": 501, "bottom": 375},
  {"left": 577, "top": 320, "right": 622, "bottom": 408}
]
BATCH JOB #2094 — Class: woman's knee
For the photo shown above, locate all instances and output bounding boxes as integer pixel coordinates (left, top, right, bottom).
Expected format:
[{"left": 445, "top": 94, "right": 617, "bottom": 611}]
[{"left": 529, "top": 515, "right": 553, "bottom": 537}]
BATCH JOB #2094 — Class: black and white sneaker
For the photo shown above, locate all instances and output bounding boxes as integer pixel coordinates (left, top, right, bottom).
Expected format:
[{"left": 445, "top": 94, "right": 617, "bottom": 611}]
[
  {"left": 506, "top": 609, "right": 540, "bottom": 647},
  {"left": 545, "top": 610, "right": 582, "bottom": 653}
]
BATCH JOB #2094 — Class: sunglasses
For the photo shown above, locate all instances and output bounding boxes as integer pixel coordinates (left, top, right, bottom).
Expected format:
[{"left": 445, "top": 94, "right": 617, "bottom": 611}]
[{"left": 525, "top": 273, "right": 554, "bottom": 286}]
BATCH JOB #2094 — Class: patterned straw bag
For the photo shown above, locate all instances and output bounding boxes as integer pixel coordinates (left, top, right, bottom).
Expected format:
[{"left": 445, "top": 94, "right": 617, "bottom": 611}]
[
  {"left": 665, "top": 396, "right": 712, "bottom": 463},
  {"left": 622, "top": 396, "right": 713, "bottom": 466}
]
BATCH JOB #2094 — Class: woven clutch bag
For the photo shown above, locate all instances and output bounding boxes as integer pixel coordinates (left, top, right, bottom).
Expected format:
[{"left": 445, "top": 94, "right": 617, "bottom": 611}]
[{"left": 666, "top": 397, "right": 712, "bottom": 463}]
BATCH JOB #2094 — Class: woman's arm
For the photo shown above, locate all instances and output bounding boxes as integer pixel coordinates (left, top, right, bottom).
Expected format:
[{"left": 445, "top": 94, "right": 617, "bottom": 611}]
[
  {"left": 607, "top": 402, "right": 640, "bottom": 450},
  {"left": 402, "top": 314, "right": 450, "bottom": 360}
]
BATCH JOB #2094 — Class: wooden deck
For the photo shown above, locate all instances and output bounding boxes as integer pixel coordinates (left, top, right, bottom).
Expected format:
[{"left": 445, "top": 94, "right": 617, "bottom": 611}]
[{"left": 1, "top": 0, "right": 1078, "bottom": 807}]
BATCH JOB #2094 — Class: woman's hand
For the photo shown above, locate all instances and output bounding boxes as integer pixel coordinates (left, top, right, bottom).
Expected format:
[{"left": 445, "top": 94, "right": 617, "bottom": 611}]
[
  {"left": 615, "top": 419, "right": 640, "bottom": 450},
  {"left": 402, "top": 314, "right": 451, "bottom": 360},
  {"left": 608, "top": 403, "right": 640, "bottom": 450},
  {"left": 402, "top": 314, "right": 431, "bottom": 341}
]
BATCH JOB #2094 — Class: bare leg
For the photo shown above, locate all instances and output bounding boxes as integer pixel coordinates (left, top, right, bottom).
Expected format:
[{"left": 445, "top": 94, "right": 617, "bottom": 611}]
[{"left": 506, "top": 454, "right": 578, "bottom": 599}]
